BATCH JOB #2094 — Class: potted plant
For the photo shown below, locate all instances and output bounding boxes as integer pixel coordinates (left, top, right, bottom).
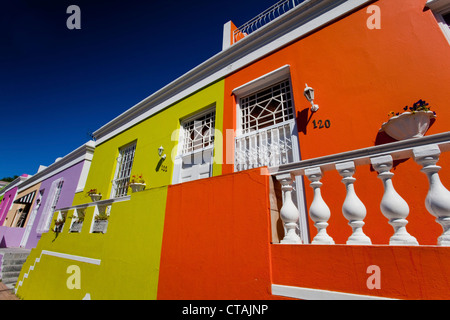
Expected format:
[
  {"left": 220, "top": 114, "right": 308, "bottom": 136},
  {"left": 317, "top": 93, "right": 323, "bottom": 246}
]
[
  {"left": 69, "top": 213, "right": 84, "bottom": 233},
  {"left": 53, "top": 218, "right": 66, "bottom": 233},
  {"left": 87, "top": 189, "right": 102, "bottom": 202},
  {"left": 92, "top": 213, "right": 108, "bottom": 233},
  {"left": 380, "top": 99, "right": 436, "bottom": 141},
  {"left": 128, "top": 174, "right": 146, "bottom": 193}
]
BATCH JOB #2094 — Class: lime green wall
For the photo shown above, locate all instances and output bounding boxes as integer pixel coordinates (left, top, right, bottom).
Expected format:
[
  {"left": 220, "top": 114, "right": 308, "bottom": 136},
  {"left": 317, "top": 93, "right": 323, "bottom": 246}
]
[
  {"left": 15, "top": 80, "right": 225, "bottom": 300},
  {"left": 16, "top": 186, "right": 168, "bottom": 300},
  {"left": 72, "top": 79, "right": 225, "bottom": 206}
]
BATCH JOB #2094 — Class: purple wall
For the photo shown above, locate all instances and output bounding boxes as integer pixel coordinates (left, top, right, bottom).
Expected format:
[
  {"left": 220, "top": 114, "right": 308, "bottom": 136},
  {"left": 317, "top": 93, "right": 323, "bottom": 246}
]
[
  {"left": 23, "top": 161, "right": 85, "bottom": 249},
  {"left": 0, "top": 187, "right": 18, "bottom": 226},
  {"left": 0, "top": 226, "right": 25, "bottom": 248}
]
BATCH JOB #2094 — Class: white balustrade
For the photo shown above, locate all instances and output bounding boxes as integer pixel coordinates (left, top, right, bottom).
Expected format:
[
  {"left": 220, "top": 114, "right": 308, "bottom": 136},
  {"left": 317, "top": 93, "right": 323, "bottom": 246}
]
[
  {"left": 335, "top": 161, "right": 371, "bottom": 245},
  {"left": 276, "top": 173, "right": 302, "bottom": 244},
  {"left": 413, "top": 145, "right": 450, "bottom": 246},
  {"left": 268, "top": 133, "right": 450, "bottom": 246},
  {"left": 305, "top": 167, "right": 334, "bottom": 245},
  {"left": 370, "top": 155, "right": 418, "bottom": 245}
]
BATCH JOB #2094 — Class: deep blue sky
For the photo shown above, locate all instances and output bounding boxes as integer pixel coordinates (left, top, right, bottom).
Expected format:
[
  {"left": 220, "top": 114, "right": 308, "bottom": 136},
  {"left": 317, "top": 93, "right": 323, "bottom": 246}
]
[{"left": 0, "top": 0, "right": 279, "bottom": 179}]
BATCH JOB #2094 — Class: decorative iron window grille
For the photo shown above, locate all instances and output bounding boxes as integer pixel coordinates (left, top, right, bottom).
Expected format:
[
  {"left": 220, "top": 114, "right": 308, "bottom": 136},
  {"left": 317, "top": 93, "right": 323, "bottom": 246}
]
[
  {"left": 181, "top": 110, "right": 216, "bottom": 155},
  {"left": 235, "top": 79, "right": 296, "bottom": 171},
  {"left": 112, "top": 142, "right": 136, "bottom": 198},
  {"left": 239, "top": 79, "right": 294, "bottom": 134}
]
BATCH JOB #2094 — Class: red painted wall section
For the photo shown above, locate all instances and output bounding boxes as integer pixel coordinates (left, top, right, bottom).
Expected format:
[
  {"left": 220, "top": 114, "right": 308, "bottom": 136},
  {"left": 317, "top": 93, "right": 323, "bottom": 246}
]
[
  {"left": 271, "top": 244, "right": 450, "bottom": 300},
  {"left": 157, "top": 168, "right": 288, "bottom": 300},
  {"left": 222, "top": 0, "right": 450, "bottom": 245}
]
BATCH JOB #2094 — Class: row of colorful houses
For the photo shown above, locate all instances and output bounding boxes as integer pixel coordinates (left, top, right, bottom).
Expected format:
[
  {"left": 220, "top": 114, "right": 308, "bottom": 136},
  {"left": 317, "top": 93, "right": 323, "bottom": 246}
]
[{"left": 1, "top": 0, "right": 450, "bottom": 299}]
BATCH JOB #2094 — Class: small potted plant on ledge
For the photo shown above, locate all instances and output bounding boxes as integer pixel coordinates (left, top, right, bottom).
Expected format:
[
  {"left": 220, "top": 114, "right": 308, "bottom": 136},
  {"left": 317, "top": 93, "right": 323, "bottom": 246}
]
[
  {"left": 128, "top": 174, "right": 146, "bottom": 193},
  {"left": 380, "top": 99, "right": 437, "bottom": 141},
  {"left": 87, "top": 189, "right": 102, "bottom": 202},
  {"left": 69, "top": 214, "right": 84, "bottom": 233},
  {"left": 53, "top": 216, "right": 66, "bottom": 233},
  {"left": 92, "top": 213, "right": 108, "bottom": 233}
]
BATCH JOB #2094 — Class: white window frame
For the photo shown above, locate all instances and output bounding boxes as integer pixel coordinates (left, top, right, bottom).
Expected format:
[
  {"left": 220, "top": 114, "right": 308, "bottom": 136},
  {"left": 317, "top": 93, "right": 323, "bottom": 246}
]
[
  {"left": 233, "top": 65, "right": 300, "bottom": 172},
  {"left": 36, "top": 178, "right": 64, "bottom": 234},
  {"left": 427, "top": 0, "right": 450, "bottom": 43},
  {"left": 172, "top": 107, "right": 216, "bottom": 184},
  {"left": 111, "top": 142, "right": 136, "bottom": 198}
]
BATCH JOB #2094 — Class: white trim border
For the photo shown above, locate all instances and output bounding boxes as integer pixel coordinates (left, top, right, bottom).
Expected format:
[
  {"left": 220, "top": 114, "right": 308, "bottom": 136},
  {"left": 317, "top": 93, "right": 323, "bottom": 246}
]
[
  {"left": 41, "top": 250, "right": 101, "bottom": 265},
  {"left": 272, "top": 284, "right": 397, "bottom": 300}
]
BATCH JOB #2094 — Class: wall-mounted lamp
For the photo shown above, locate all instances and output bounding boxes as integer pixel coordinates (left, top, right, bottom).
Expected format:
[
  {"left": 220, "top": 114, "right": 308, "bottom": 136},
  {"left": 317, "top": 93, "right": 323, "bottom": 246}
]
[
  {"left": 304, "top": 84, "right": 319, "bottom": 112},
  {"left": 158, "top": 146, "right": 166, "bottom": 160}
]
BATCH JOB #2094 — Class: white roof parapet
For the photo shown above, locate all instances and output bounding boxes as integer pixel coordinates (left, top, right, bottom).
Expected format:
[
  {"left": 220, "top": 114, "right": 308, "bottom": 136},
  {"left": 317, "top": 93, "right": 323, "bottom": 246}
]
[
  {"left": 92, "top": 0, "right": 374, "bottom": 145},
  {"left": 0, "top": 175, "right": 31, "bottom": 197}
]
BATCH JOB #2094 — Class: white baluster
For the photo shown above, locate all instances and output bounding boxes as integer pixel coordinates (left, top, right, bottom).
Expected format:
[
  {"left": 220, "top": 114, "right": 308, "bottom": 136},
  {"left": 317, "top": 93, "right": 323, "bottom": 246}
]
[
  {"left": 335, "top": 161, "right": 372, "bottom": 245},
  {"left": 371, "top": 155, "right": 418, "bottom": 245},
  {"left": 276, "top": 173, "right": 302, "bottom": 244},
  {"left": 413, "top": 145, "right": 450, "bottom": 246},
  {"left": 305, "top": 167, "right": 334, "bottom": 244}
]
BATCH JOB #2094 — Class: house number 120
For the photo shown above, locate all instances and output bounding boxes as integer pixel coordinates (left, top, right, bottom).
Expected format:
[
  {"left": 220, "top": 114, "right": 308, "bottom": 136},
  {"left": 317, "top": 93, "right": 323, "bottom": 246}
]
[{"left": 312, "top": 119, "right": 331, "bottom": 129}]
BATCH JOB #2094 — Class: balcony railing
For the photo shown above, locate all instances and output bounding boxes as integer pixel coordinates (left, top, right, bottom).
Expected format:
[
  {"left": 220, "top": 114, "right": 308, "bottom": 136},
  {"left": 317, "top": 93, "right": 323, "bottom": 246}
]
[
  {"left": 269, "top": 132, "right": 450, "bottom": 246},
  {"left": 53, "top": 195, "right": 130, "bottom": 234},
  {"left": 233, "top": 0, "right": 305, "bottom": 44}
]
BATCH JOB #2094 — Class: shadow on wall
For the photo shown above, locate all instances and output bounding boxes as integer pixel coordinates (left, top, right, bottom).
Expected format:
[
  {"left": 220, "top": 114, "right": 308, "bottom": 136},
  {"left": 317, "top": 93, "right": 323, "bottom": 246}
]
[{"left": 0, "top": 236, "right": 6, "bottom": 248}]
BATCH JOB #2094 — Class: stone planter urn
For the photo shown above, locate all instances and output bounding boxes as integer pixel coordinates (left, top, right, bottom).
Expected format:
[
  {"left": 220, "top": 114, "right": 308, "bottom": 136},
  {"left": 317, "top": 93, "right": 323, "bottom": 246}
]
[
  {"left": 69, "top": 221, "right": 83, "bottom": 233},
  {"left": 92, "top": 219, "right": 108, "bottom": 233},
  {"left": 380, "top": 111, "right": 436, "bottom": 141},
  {"left": 129, "top": 183, "right": 146, "bottom": 193},
  {"left": 89, "top": 194, "right": 102, "bottom": 202}
]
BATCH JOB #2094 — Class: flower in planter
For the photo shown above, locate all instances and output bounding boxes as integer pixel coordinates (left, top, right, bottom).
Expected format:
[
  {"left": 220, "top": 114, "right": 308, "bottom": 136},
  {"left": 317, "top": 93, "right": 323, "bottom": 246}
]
[
  {"left": 387, "top": 99, "right": 435, "bottom": 118},
  {"left": 52, "top": 218, "right": 66, "bottom": 233},
  {"left": 86, "top": 188, "right": 101, "bottom": 196},
  {"left": 128, "top": 174, "right": 145, "bottom": 185},
  {"left": 95, "top": 213, "right": 109, "bottom": 221}
]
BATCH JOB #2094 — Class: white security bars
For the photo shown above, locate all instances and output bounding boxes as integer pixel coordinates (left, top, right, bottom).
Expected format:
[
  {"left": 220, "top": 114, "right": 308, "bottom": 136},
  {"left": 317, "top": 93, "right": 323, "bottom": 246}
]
[
  {"left": 235, "top": 79, "right": 296, "bottom": 172},
  {"left": 111, "top": 142, "right": 136, "bottom": 198},
  {"left": 176, "top": 109, "right": 216, "bottom": 183},
  {"left": 270, "top": 132, "right": 450, "bottom": 246}
]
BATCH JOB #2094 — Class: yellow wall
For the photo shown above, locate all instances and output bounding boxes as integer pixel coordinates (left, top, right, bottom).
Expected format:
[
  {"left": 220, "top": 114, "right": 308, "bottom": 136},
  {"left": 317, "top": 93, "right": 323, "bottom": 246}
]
[
  {"left": 16, "top": 186, "right": 168, "bottom": 299},
  {"left": 16, "top": 80, "right": 225, "bottom": 299},
  {"left": 72, "top": 79, "right": 225, "bottom": 206}
]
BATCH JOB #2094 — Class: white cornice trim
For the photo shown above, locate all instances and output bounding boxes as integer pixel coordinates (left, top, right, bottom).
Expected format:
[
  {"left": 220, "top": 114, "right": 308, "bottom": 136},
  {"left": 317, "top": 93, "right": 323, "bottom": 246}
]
[
  {"left": 93, "top": 0, "right": 374, "bottom": 145},
  {"left": 0, "top": 175, "right": 30, "bottom": 197},
  {"left": 16, "top": 141, "right": 95, "bottom": 192}
]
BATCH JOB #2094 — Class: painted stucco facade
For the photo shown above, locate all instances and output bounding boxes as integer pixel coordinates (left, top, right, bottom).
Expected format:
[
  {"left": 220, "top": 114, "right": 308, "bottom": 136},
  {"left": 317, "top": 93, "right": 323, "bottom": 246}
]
[{"left": 12, "top": 0, "right": 450, "bottom": 300}]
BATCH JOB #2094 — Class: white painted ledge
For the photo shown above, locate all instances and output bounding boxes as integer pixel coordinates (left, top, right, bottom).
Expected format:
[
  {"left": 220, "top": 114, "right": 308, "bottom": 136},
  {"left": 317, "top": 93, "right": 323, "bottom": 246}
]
[{"left": 272, "top": 284, "right": 397, "bottom": 300}]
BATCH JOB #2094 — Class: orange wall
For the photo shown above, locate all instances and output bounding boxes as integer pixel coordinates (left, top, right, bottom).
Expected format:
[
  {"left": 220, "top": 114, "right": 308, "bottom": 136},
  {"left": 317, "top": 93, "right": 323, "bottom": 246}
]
[
  {"left": 157, "top": 168, "right": 288, "bottom": 299},
  {"left": 223, "top": 0, "right": 450, "bottom": 245},
  {"left": 272, "top": 244, "right": 450, "bottom": 300}
]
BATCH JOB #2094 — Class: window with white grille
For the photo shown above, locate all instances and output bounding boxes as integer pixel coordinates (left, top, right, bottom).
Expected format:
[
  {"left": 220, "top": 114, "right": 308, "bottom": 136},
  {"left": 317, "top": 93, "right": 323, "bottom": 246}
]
[
  {"left": 181, "top": 110, "right": 216, "bottom": 155},
  {"left": 239, "top": 79, "right": 294, "bottom": 134},
  {"left": 235, "top": 79, "right": 297, "bottom": 171},
  {"left": 173, "top": 109, "right": 216, "bottom": 183},
  {"left": 111, "top": 142, "right": 136, "bottom": 198}
]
